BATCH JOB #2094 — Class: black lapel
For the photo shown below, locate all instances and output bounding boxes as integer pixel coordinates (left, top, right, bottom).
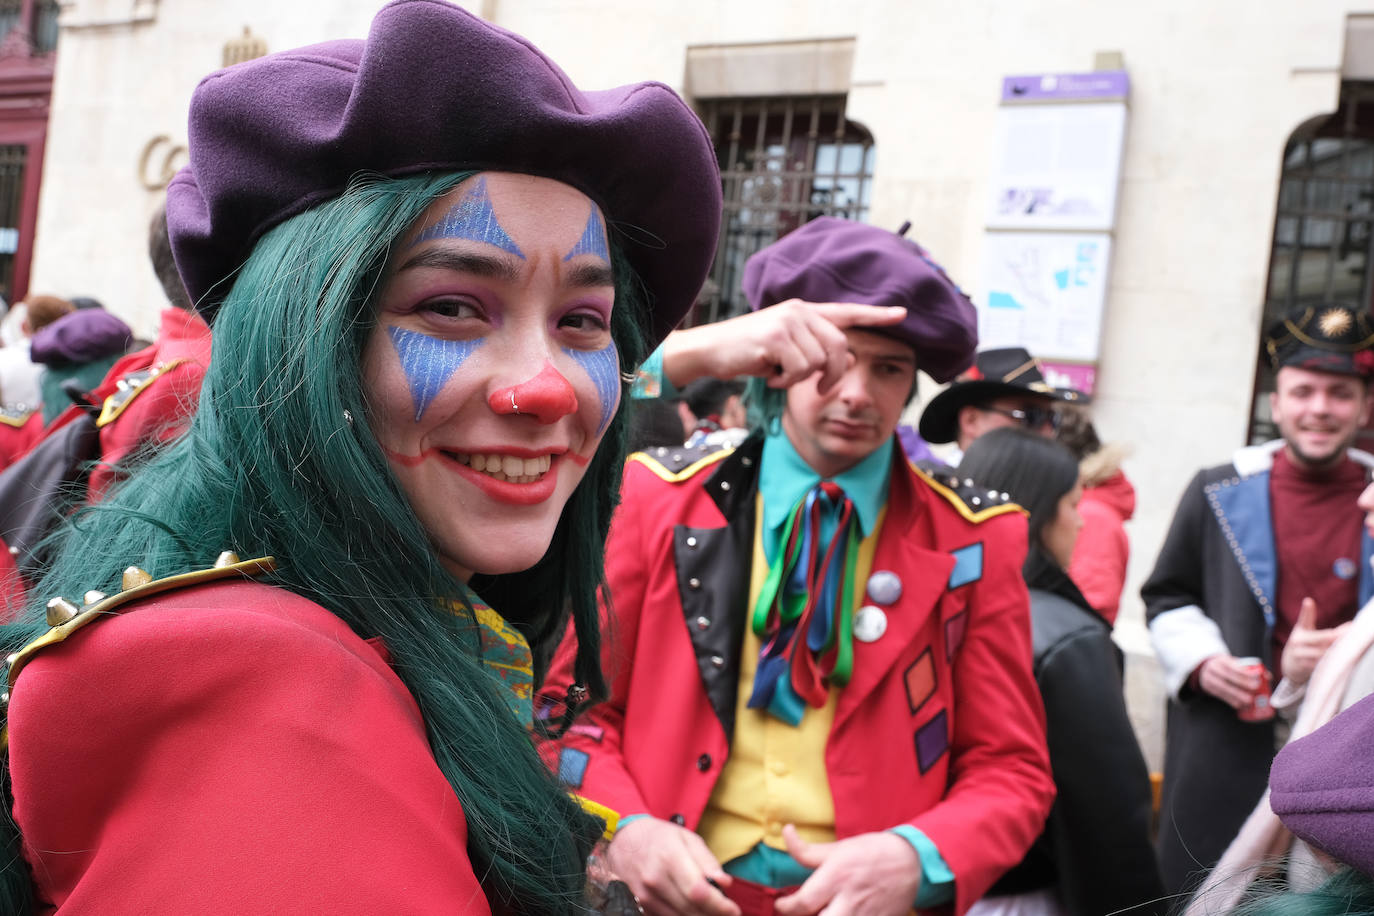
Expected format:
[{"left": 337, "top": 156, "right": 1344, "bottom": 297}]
[{"left": 673, "top": 434, "right": 761, "bottom": 742}]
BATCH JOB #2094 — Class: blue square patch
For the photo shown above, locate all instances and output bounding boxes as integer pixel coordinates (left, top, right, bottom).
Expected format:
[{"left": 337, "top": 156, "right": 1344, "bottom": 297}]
[
  {"left": 947, "top": 543, "right": 984, "bottom": 589},
  {"left": 557, "top": 748, "right": 590, "bottom": 789}
]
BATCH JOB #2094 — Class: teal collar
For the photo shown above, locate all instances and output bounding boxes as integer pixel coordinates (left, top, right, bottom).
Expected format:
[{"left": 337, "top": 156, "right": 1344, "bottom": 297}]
[{"left": 760, "top": 426, "right": 891, "bottom": 562}]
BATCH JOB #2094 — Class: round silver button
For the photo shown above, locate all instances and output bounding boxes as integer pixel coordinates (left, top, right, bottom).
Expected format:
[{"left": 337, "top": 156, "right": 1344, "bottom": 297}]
[
  {"left": 853, "top": 605, "right": 888, "bottom": 643},
  {"left": 866, "top": 570, "right": 902, "bottom": 605}
]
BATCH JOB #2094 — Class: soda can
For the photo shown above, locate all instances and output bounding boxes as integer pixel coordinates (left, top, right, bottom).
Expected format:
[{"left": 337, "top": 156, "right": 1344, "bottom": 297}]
[{"left": 1235, "top": 657, "right": 1274, "bottom": 722}]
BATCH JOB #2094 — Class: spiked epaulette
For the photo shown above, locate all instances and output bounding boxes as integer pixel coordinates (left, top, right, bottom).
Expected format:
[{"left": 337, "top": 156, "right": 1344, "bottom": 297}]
[
  {"left": 96, "top": 358, "right": 191, "bottom": 428},
  {"left": 627, "top": 442, "right": 733, "bottom": 483},
  {"left": 911, "top": 463, "right": 1026, "bottom": 524},
  {"left": 0, "top": 552, "right": 275, "bottom": 748}
]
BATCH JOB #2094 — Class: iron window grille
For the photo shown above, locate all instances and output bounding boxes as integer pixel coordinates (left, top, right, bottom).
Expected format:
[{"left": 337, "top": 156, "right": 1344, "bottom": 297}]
[
  {"left": 692, "top": 95, "right": 875, "bottom": 327},
  {"left": 1252, "top": 84, "right": 1374, "bottom": 447}
]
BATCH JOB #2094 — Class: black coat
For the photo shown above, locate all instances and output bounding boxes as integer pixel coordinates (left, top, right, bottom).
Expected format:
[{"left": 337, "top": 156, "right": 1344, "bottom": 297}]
[
  {"left": 1141, "top": 463, "right": 1282, "bottom": 901},
  {"left": 991, "top": 548, "right": 1166, "bottom": 916}
]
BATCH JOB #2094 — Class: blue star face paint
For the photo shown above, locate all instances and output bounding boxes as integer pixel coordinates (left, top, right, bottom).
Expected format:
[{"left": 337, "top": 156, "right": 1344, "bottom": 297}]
[
  {"left": 563, "top": 204, "right": 610, "bottom": 262},
  {"left": 563, "top": 343, "right": 619, "bottom": 435},
  {"left": 388, "top": 326, "right": 485, "bottom": 421},
  {"left": 411, "top": 175, "right": 526, "bottom": 259}
]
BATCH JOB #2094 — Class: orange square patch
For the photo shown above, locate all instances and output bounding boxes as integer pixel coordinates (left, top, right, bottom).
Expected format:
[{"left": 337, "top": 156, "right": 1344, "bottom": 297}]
[{"left": 904, "top": 649, "right": 936, "bottom": 715}]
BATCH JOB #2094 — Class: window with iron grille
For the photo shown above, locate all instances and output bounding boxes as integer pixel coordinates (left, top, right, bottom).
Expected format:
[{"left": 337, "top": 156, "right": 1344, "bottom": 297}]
[
  {"left": 692, "top": 95, "right": 875, "bottom": 327},
  {"left": 0, "top": 144, "right": 27, "bottom": 301},
  {"left": 1251, "top": 85, "right": 1374, "bottom": 447},
  {"left": 0, "top": 0, "right": 59, "bottom": 53}
]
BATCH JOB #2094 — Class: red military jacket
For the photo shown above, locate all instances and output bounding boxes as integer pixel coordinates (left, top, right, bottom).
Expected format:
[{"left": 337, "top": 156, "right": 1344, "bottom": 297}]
[
  {"left": 0, "top": 406, "right": 42, "bottom": 472},
  {"left": 4, "top": 560, "right": 495, "bottom": 914},
  {"left": 541, "top": 437, "right": 1054, "bottom": 915}
]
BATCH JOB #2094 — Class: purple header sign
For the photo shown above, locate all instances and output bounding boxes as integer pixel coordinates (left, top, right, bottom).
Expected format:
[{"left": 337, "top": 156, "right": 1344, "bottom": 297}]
[{"left": 1001, "top": 71, "right": 1129, "bottom": 103}]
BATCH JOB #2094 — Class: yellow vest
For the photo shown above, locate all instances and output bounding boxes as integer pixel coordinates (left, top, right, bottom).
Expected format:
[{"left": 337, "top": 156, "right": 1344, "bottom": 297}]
[{"left": 697, "top": 494, "right": 886, "bottom": 864}]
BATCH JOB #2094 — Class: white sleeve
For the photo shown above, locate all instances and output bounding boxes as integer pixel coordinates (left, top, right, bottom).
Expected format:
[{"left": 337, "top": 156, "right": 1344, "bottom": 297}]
[{"left": 1149, "top": 604, "right": 1229, "bottom": 700}]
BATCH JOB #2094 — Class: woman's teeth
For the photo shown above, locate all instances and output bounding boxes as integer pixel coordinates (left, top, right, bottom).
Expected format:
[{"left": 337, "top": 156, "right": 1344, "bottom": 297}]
[{"left": 457, "top": 452, "right": 553, "bottom": 483}]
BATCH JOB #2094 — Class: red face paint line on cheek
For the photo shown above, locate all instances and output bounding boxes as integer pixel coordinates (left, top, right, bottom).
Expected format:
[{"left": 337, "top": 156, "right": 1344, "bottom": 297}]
[{"left": 380, "top": 444, "right": 431, "bottom": 467}]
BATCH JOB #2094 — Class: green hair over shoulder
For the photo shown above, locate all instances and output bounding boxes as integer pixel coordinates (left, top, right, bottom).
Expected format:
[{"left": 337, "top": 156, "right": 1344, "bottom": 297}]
[{"left": 0, "top": 170, "right": 650, "bottom": 914}]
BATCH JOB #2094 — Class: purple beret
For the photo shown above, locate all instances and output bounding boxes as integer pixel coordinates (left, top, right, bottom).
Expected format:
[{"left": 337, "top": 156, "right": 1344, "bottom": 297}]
[
  {"left": 1269, "top": 692, "right": 1374, "bottom": 876},
  {"left": 166, "top": 0, "right": 721, "bottom": 346},
  {"left": 741, "top": 217, "right": 977, "bottom": 383},
  {"left": 29, "top": 309, "right": 133, "bottom": 367}
]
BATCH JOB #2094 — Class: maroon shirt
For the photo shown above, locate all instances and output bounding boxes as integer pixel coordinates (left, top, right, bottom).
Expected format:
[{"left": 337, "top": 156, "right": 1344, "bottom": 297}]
[{"left": 1270, "top": 448, "right": 1367, "bottom": 669}]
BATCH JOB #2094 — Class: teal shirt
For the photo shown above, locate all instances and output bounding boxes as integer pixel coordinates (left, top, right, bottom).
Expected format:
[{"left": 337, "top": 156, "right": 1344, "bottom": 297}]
[{"left": 758, "top": 425, "right": 890, "bottom": 563}]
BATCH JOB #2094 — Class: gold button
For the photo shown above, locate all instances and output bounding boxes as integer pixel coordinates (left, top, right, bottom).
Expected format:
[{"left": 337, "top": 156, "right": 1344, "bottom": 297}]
[{"left": 770, "top": 760, "right": 788, "bottom": 777}]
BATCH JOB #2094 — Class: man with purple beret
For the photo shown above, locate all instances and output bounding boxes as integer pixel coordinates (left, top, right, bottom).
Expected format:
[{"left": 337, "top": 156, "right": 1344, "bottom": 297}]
[{"left": 542, "top": 216, "right": 1054, "bottom": 916}]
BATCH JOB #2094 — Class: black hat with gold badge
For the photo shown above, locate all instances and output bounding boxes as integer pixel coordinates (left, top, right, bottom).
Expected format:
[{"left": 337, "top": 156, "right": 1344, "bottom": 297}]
[{"left": 1264, "top": 303, "right": 1374, "bottom": 378}]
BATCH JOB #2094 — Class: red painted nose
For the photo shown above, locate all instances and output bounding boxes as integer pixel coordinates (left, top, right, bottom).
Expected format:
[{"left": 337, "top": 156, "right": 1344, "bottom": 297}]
[{"left": 489, "top": 361, "right": 579, "bottom": 424}]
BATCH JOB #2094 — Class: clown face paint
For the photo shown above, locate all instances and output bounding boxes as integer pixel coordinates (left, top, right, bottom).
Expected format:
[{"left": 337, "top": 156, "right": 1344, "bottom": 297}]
[
  {"left": 362, "top": 172, "right": 619, "bottom": 583},
  {"left": 563, "top": 343, "right": 619, "bottom": 435},
  {"left": 388, "top": 326, "right": 485, "bottom": 421},
  {"left": 411, "top": 174, "right": 526, "bottom": 259},
  {"left": 564, "top": 204, "right": 610, "bottom": 263}
]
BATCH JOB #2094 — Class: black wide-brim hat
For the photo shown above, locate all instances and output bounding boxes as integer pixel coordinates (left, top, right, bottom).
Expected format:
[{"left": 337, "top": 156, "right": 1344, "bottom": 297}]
[
  {"left": 918, "top": 346, "right": 1085, "bottom": 444},
  {"left": 166, "top": 0, "right": 722, "bottom": 347}
]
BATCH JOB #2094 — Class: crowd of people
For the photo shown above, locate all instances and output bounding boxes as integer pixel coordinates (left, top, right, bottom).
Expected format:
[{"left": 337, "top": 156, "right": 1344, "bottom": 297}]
[{"left": 0, "top": 1, "right": 1369, "bottom": 914}]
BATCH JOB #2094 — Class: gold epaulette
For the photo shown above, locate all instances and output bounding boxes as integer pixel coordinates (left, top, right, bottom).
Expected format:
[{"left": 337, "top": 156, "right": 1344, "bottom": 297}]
[
  {"left": 0, "top": 552, "right": 276, "bottom": 750},
  {"left": 627, "top": 442, "right": 732, "bottom": 483},
  {"left": 96, "top": 358, "right": 191, "bottom": 428},
  {"left": 911, "top": 462, "right": 1027, "bottom": 524},
  {"left": 0, "top": 404, "right": 35, "bottom": 428}
]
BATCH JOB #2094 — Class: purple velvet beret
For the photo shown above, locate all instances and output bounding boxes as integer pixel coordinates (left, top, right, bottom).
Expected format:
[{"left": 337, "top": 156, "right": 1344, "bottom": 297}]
[
  {"left": 741, "top": 217, "right": 977, "bottom": 383},
  {"left": 29, "top": 309, "right": 133, "bottom": 367},
  {"left": 166, "top": 0, "right": 721, "bottom": 346},
  {"left": 1269, "top": 692, "right": 1374, "bottom": 875}
]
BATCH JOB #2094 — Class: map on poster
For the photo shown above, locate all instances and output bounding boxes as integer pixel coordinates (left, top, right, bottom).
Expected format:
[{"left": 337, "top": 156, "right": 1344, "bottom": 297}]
[{"left": 978, "top": 232, "right": 1111, "bottom": 362}]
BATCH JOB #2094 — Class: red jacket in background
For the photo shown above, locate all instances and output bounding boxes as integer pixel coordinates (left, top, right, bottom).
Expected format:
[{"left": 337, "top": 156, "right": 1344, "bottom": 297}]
[
  {"left": 0, "top": 307, "right": 212, "bottom": 616},
  {"left": 1067, "top": 468, "right": 1135, "bottom": 625},
  {"left": 85, "top": 306, "right": 212, "bottom": 500}
]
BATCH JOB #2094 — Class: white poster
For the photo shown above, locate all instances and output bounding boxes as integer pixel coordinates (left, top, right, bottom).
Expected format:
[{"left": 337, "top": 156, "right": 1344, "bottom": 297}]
[
  {"left": 986, "top": 103, "right": 1127, "bottom": 232},
  {"left": 977, "top": 232, "right": 1112, "bottom": 362}
]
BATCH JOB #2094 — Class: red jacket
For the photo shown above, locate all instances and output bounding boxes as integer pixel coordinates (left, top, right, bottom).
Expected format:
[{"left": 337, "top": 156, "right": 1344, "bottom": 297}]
[
  {"left": 0, "top": 407, "right": 42, "bottom": 471},
  {"left": 541, "top": 438, "right": 1054, "bottom": 915},
  {"left": 6, "top": 574, "right": 494, "bottom": 914},
  {"left": 86, "top": 306, "right": 213, "bottom": 500},
  {"left": 1067, "top": 470, "right": 1135, "bottom": 625}
]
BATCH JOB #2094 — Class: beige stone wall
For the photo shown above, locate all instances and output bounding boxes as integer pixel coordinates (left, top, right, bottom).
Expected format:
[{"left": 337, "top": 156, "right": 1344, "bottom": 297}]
[{"left": 27, "top": 0, "right": 1374, "bottom": 764}]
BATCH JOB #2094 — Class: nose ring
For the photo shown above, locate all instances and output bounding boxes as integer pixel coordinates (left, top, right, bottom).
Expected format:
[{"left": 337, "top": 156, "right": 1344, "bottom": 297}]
[{"left": 510, "top": 391, "right": 519, "bottom": 413}]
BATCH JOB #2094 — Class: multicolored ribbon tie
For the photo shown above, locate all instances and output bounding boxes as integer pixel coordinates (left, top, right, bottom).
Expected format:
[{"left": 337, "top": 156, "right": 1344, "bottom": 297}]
[{"left": 748, "top": 481, "right": 860, "bottom": 725}]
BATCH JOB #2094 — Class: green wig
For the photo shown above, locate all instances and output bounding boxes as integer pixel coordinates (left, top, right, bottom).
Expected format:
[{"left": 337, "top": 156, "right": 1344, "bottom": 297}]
[
  {"left": 0, "top": 170, "right": 650, "bottom": 913},
  {"left": 1230, "top": 867, "right": 1374, "bottom": 915}
]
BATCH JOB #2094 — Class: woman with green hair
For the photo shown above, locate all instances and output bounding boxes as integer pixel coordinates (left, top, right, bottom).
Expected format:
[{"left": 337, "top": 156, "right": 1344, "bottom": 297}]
[{"left": 0, "top": 1, "right": 720, "bottom": 913}]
